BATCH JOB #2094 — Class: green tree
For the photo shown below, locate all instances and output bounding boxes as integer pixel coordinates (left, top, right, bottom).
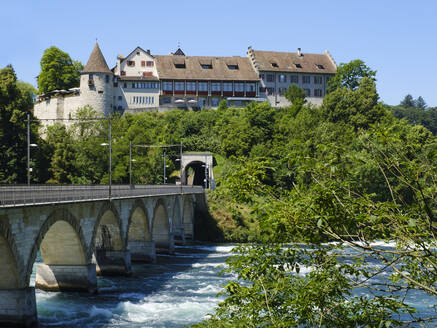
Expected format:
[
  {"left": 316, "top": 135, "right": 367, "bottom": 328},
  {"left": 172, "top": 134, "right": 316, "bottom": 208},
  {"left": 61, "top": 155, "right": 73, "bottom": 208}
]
[
  {"left": 323, "top": 76, "right": 385, "bottom": 130},
  {"left": 327, "top": 59, "right": 376, "bottom": 93},
  {"left": 37, "top": 46, "right": 83, "bottom": 94},
  {"left": 400, "top": 94, "right": 415, "bottom": 108},
  {"left": 284, "top": 83, "right": 306, "bottom": 105},
  {"left": 415, "top": 96, "right": 427, "bottom": 110},
  {"left": 0, "top": 65, "right": 44, "bottom": 183}
]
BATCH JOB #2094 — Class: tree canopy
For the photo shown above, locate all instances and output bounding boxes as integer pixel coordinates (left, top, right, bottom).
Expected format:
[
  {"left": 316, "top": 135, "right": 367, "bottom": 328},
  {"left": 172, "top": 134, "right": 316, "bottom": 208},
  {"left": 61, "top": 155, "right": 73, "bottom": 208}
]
[
  {"left": 37, "top": 46, "right": 83, "bottom": 94},
  {"left": 327, "top": 59, "right": 376, "bottom": 93},
  {"left": 0, "top": 65, "right": 49, "bottom": 183}
]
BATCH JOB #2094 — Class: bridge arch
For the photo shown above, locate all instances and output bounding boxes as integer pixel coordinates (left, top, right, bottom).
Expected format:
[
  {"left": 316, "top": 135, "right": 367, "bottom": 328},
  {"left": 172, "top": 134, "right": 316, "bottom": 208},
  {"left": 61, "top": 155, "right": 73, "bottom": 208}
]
[
  {"left": 0, "top": 219, "right": 21, "bottom": 288},
  {"left": 183, "top": 196, "right": 194, "bottom": 240},
  {"left": 91, "top": 202, "right": 124, "bottom": 255},
  {"left": 26, "top": 208, "right": 88, "bottom": 285},
  {"left": 127, "top": 200, "right": 151, "bottom": 244},
  {"left": 152, "top": 199, "right": 170, "bottom": 250}
]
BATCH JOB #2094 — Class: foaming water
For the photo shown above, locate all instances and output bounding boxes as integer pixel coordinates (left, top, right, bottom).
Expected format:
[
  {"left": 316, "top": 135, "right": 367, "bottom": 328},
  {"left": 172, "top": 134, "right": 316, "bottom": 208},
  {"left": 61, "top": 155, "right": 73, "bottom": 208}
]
[
  {"left": 34, "top": 244, "right": 234, "bottom": 327},
  {"left": 33, "top": 242, "right": 435, "bottom": 326}
]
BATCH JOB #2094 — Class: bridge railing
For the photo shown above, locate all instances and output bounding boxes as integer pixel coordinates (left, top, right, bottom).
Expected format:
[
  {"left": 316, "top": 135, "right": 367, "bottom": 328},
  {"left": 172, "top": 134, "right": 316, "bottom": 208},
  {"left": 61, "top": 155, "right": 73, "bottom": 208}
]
[{"left": 0, "top": 184, "right": 204, "bottom": 207}]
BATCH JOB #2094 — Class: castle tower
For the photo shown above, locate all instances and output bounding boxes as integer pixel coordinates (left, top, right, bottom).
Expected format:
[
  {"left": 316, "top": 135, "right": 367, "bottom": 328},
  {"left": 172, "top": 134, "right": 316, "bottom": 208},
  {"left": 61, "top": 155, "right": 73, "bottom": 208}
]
[{"left": 80, "top": 43, "right": 114, "bottom": 116}]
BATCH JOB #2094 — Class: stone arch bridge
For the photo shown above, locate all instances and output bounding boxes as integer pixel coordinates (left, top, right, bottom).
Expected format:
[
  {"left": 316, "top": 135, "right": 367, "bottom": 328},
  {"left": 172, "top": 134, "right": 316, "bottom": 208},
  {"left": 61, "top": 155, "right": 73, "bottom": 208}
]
[{"left": 0, "top": 185, "right": 205, "bottom": 327}]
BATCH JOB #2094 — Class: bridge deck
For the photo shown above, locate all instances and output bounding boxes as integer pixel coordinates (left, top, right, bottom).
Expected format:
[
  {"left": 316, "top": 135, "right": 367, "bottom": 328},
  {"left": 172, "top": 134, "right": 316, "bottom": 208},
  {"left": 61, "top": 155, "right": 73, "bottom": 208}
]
[{"left": 0, "top": 185, "right": 204, "bottom": 208}]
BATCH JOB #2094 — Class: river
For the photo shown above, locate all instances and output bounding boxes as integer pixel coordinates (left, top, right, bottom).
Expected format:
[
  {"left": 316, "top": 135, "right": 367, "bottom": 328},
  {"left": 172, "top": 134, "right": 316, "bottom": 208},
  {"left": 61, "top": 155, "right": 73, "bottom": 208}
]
[
  {"left": 31, "top": 244, "right": 235, "bottom": 327},
  {"left": 30, "top": 242, "right": 436, "bottom": 327}
]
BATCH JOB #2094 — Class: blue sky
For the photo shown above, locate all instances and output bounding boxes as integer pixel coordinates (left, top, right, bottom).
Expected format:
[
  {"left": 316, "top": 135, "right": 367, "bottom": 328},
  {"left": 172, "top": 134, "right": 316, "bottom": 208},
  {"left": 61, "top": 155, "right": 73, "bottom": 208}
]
[{"left": 1, "top": 0, "right": 436, "bottom": 106}]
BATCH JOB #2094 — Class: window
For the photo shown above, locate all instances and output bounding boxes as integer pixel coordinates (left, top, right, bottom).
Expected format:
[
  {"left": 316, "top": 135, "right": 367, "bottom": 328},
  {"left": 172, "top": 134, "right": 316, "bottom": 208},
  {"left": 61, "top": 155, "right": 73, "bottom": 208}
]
[
  {"left": 98, "top": 90, "right": 103, "bottom": 94},
  {"left": 294, "top": 63, "right": 302, "bottom": 68},
  {"left": 127, "top": 60, "right": 135, "bottom": 67},
  {"left": 227, "top": 64, "right": 239, "bottom": 70},
  {"left": 271, "top": 62, "right": 279, "bottom": 68},
  {"left": 163, "top": 81, "right": 173, "bottom": 91},
  {"left": 234, "top": 83, "right": 244, "bottom": 92},
  {"left": 147, "top": 61, "right": 154, "bottom": 67},
  {"left": 211, "top": 82, "right": 221, "bottom": 91},
  {"left": 123, "top": 82, "right": 127, "bottom": 88},
  {"left": 198, "top": 82, "right": 208, "bottom": 91},
  {"left": 201, "top": 64, "right": 213, "bottom": 69},
  {"left": 304, "top": 89, "right": 311, "bottom": 97},
  {"left": 175, "top": 81, "right": 184, "bottom": 91},
  {"left": 314, "top": 89, "right": 323, "bottom": 97},
  {"left": 246, "top": 83, "right": 255, "bottom": 92},
  {"left": 136, "top": 51, "right": 140, "bottom": 55},
  {"left": 105, "top": 75, "right": 109, "bottom": 83},
  {"left": 290, "top": 75, "right": 298, "bottom": 83},
  {"left": 174, "top": 63, "right": 186, "bottom": 69},
  {"left": 121, "top": 71, "right": 126, "bottom": 76},
  {"left": 260, "top": 74, "right": 265, "bottom": 80},
  {"left": 186, "top": 82, "right": 196, "bottom": 91},
  {"left": 141, "top": 61, "right": 146, "bottom": 67},
  {"left": 223, "top": 82, "right": 233, "bottom": 91},
  {"left": 151, "top": 97, "right": 154, "bottom": 104},
  {"left": 302, "top": 76, "right": 310, "bottom": 84},
  {"left": 316, "top": 64, "right": 325, "bottom": 69},
  {"left": 132, "top": 82, "right": 136, "bottom": 88},
  {"left": 118, "top": 96, "right": 122, "bottom": 101},
  {"left": 279, "top": 74, "right": 286, "bottom": 83},
  {"left": 266, "top": 87, "right": 274, "bottom": 95},
  {"left": 266, "top": 74, "right": 274, "bottom": 82},
  {"left": 314, "top": 76, "right": 323, "bottom": 84},
  {"left": 89, "top": 73, "right": 94, "bottom": 80},
  {"left": 259, "top": 87, "right": 266, "bottom": 93}
]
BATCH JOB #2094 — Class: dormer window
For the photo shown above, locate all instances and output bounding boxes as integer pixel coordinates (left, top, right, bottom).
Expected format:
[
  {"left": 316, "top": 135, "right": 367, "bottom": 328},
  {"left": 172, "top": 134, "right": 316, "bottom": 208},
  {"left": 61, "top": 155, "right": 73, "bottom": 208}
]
[
  {"left": 316, "top": 64, "right": 325, "bottom": 69},
  {"left": 271, "top": 62, "right": 279, "bottom": 68},
  {"left": 227, "top": 64, "right": 239, "bottom": 70},
  {"left": 201, "top": 64, "right": 213, "bottom": 69},
  {"left": 294, "top": 63, "right": 302, "bottom": 68},
  {"left": 174, "top": 63, "right": 186, "bottom": 69}
]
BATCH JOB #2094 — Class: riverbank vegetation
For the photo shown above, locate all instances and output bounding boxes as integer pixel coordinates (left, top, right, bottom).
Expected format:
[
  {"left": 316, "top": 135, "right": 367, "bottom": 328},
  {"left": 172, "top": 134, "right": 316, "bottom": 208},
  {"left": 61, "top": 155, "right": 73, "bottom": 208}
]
[{"left": 1, "top": 59, "right": 436, "bottom": 326}]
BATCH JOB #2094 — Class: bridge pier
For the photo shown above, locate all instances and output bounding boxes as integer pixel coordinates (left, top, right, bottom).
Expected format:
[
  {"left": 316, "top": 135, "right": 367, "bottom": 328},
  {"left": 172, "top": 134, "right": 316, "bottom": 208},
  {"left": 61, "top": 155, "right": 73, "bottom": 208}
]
[
  {"left": 128, "top": 241, "right": 156, "bottom": 263},
  {"left": 155, "top": 233, "right": 175, "bottom": 254},
  {"left": 94, "top": 250, "right": 132, "bottom": 276},
  {"left": 174, "top": 230, "right": 186, "bottom": 245},
  {"left": 35, "top": 264, "right": 97, "bottom": 294},
  {"left": 0, "top": 287, "right": 37, "bottom": 327}
]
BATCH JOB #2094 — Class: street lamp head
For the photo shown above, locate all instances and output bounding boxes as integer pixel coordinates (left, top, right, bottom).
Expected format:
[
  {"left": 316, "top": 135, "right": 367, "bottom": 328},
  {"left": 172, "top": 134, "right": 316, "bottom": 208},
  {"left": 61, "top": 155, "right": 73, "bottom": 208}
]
[
  {"left": 30, "top": 144, "right": 38, "bottom": 147},
  {"left": 131, "top": 159, "right": 137, "bottom": 162},
  {"left": 100, "top": 143, "right": 109, "bottom": 146}
]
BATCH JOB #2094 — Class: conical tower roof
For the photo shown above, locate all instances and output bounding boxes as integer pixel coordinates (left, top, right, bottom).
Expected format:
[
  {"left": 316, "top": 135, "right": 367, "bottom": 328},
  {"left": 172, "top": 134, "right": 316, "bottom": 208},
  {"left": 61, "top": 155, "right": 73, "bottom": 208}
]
[{"left": 82, "top": 43, "right": 112, "bottom": 74}]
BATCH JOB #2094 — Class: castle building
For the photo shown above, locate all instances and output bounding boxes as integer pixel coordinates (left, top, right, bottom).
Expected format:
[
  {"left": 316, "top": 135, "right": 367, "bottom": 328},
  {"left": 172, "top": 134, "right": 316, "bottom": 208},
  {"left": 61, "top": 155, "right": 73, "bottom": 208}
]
[
  {"left": 34, "top": 43, "right": 337, "bottom": 121},
  {"left": 247, "top": 47, "right": 337, "bottom": 106}
]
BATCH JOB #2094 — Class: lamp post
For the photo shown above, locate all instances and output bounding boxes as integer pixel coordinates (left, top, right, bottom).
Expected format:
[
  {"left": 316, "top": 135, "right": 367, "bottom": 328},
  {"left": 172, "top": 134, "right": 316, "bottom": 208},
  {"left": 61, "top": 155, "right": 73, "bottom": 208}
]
[
  {"left": 100, "top": 115, "right": 112, "bottom": 199},
  {"left": 163, "top": 151, "right": 167, "bottom": 184},
  {"left": 129, "top": 141, "right": 137, "bottom": 188},
  {"left": 27, "top": 113, "right": 37, "bottom": 186}
]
